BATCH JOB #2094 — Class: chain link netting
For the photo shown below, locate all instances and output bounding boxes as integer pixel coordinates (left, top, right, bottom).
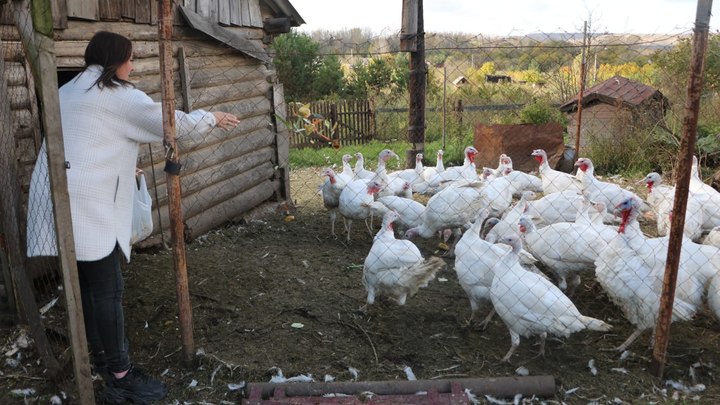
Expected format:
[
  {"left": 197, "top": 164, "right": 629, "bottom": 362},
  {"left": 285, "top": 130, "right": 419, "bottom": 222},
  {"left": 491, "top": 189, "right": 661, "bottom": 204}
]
[{"left": 288, "top": 26, "right": 720, "bottom": 369}]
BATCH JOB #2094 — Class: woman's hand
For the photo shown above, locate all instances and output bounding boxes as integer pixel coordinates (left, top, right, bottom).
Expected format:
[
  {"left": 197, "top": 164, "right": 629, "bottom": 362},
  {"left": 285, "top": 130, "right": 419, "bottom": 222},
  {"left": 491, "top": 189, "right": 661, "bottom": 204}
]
[{"left": 212, "top": 112, "right": 239, "bottom": 130}]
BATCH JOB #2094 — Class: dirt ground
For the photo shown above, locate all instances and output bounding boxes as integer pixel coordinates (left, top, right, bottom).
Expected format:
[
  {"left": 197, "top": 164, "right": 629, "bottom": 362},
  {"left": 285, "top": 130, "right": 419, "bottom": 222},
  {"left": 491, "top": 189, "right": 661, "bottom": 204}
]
[{"left": 3, "top": 168, "right": 720, "bottom": 404}]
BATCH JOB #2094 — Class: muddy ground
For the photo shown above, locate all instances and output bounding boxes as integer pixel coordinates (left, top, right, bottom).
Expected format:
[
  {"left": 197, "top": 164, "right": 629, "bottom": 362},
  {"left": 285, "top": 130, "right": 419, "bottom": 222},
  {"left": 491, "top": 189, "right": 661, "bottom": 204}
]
[{"left": 3, "top": 168, "right": 720, "bottom": 404}]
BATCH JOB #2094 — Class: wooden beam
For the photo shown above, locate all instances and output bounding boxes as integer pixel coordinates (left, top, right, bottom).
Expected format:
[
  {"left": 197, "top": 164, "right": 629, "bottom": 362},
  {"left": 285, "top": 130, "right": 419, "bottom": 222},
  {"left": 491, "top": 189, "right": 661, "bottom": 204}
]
[
  {"left": 11, "top": 2, "right": 94, "bottom": 403},
  {"left": 177, "top": 46, "right": 191, "bottom": 112},
  {"left": 272, "top": 84, "right": 290, "bottom": 200}
]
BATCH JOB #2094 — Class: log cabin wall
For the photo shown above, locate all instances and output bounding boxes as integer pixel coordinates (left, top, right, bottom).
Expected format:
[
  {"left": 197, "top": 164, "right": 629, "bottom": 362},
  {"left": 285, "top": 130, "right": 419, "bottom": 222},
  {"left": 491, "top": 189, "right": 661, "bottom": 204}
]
[{"left": 0, "top": 0, "right": 300, "bottom": 250}]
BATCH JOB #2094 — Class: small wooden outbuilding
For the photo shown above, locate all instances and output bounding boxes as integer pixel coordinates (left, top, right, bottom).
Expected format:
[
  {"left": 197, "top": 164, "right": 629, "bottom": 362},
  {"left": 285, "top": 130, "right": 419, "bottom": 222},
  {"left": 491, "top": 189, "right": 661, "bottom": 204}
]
[
  {"left": 1, "top": 0, "right": 304, "bottom": 243},
  {"left": 0, "top": 0, "right": 304, "bottom": 323},
  {"left": 560, "top": 75, "right": 670, "bottom": 150}
]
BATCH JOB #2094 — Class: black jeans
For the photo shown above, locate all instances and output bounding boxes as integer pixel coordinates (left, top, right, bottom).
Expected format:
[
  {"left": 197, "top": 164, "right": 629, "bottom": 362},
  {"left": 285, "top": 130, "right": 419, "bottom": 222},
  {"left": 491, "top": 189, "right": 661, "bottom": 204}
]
[{"left": 77, "top": 245, "right": 131, "bottom": 374}]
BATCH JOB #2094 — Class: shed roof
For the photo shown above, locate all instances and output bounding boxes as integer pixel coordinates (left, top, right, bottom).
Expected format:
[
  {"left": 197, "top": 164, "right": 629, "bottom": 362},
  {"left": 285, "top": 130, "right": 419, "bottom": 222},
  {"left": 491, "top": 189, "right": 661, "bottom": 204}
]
[
  {"left": 263, "top": 0, "right": 306, "bottom": 26},
  {"left": 559, "top": 75, "right": 667, "bottom": 112}
]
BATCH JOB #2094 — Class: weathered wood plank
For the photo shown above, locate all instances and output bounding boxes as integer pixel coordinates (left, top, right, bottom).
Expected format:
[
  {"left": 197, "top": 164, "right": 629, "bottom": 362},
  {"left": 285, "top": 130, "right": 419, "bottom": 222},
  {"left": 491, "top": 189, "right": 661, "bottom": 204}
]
[
  {"left": 139, "top": 126, "right": 275, "bottom": 189},
  {"left": 50, "top": 0, "right": 68, "bottom": 29},
  {"left": 0, "top": 3, "right": 15, "bottom": 25},
  {"left": 229, "top": 0, "right": 241, "bottom": 25},
  {"left": 192, "top": 94, "right": 271, "bottom": 118},
  {"left": 54, "top": 39, "right": 159, "bottom": 59},
  {"left": 179, "top": 6, "right": 271, "bottom": 63},
  {"left": 195, "top": 0, "right": 218, "bottom": 22},
  {"left": 183, "top": 162, "right": 275, "bottom": 219},
  {"left": 240, "top": 0, "right": 250, "bottom": 26},
  {"left": 2, "top": 41, "right": 23, "bottom": 61},
  {"left": 190, "top": 79, "right": 270, "bottom": 108},
  {"left": 186, "top": 63, "right": 268, "bottom": 89},
  {"left": 137, "top": 113, "right": 271, "bottom": 168},
  {"left": 4, "top": 62, "right": 26, "bottom": 86},
  {"left": 162, "top": 148, "right": 275, "bottom": 210},
  {"left": 7, "top": 84, "right": 29, "bottom": 109},
  {"left": 273, "top": 84, "right": 290, "bottom": 200},
  {"left": 67, "top": 0, "right": 99, "bottom": 20},
  {"left": 99, "top": 0, "right": 122, "bottom": 20},
  {"left": 183, "top": 51, "right": 256, "bottom": 68},
  {"left": 121, "top": 0, "right": 135, "bottom": 18},
  {"left": 181, "top": 180, "right": 276, "bottom": 245},
  {"left": 247, "top": 0, "right": 262, "bottom": 27},
  {"left": 178, "top": 46, "right": 191, "bottom": 112},
  {"left": 218, "top": 0, "right": 231, "bottom": 25},
  {"left": 135, "top": 0, "right": 151, "bottom": 23}
]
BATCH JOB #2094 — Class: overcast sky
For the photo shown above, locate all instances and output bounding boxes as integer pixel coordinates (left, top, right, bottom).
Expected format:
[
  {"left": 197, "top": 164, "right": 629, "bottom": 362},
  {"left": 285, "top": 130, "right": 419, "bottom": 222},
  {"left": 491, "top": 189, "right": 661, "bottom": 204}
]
[{"left": 289, "top": 0, "right": 716, "bottom": 36}]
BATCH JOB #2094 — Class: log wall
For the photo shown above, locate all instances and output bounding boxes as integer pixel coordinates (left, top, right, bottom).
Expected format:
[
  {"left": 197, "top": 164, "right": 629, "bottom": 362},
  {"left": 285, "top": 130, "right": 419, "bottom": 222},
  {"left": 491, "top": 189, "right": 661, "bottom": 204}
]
[{"left": 0, "top": 2, "right": 289, "bottom": 251}]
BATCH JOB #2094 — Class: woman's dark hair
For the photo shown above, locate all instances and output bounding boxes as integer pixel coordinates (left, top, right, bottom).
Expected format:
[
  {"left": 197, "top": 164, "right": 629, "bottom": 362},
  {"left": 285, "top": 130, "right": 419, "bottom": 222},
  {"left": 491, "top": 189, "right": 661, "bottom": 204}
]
[{"left": 84, "top": 31, "right": 134, "bottom": 89}]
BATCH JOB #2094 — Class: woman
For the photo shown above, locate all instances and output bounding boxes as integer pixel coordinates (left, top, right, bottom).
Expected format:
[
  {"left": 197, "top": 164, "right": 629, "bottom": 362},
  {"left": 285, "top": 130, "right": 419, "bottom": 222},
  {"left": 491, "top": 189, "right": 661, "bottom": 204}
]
[{"left": 26, "top": 31, "right": 238, "bottom": 403}]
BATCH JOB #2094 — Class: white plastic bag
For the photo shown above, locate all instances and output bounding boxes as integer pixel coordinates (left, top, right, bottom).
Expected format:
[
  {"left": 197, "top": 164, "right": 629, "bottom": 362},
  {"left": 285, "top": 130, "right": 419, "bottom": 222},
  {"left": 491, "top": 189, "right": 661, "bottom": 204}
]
[{"left": 130, "top": 172, "right": 153, "bottom": 244}]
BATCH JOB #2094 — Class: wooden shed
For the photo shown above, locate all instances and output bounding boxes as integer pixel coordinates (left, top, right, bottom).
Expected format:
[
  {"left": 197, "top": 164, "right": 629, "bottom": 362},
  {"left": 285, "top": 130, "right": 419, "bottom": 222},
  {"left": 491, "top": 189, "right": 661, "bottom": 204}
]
[
  {"left": 560, "top": 75, "right": 669, "bottom": 150},
  {"left": 1, "top": 0, "right": 305, "bottom": 240},
  {"left": 0, "top": 0, "right": 304, "bottom": 323}
]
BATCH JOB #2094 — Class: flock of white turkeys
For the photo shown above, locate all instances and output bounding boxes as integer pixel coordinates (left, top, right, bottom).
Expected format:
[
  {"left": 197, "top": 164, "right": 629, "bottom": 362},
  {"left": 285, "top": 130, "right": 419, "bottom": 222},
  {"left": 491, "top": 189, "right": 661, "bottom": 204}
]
[{"left": 319, "top": 147, "right": 720, "bottom": 361}]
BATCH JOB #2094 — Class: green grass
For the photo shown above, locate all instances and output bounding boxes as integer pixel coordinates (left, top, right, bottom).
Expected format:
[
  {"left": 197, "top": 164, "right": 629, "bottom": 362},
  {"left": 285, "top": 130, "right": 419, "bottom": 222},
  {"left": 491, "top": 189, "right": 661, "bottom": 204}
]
[{"left": 288, "top": 137, "right": 476, "bottom": 171}]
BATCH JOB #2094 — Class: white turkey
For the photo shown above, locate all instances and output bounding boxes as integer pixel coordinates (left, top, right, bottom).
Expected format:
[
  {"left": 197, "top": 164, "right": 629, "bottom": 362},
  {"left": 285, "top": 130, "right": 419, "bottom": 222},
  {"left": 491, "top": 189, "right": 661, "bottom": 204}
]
[
  {"left": 478, "top": 169, "right": 520, "bottom": 218},
  {"left": 704, "top": 226, "right": 720, "bottom": 248},
  {"left": 428, "top": 146, "right": 479, "bottom": 187},
  {"left": 517, "top": 211, "right": 607, "bottom": 293},
  {"left": 337, "top": 153, "right": 355, "bottom": 184},
  {"left": 504, "top": 168, "right": 543, "bottom": 197},
  {"left": 353, "top": 152, "right": 375, "bottom": 180},
  {"left": 363, "top": 210, "right": 446, "bottom": 305},
  {"left": 404, "top": 180, "right": 487, "bottom": 256},
  {"left": 688, "top": 156, "right": 720, "bottom": 229},
  {"left": 531, "top": 148, "right": 581, "bottom": 194},
  {"left": 368, "top": 195, "right": 425, "bottom": 232},
  {"left": 388, "top": 152, "right": 425, "bottom": 191},
  {"left": 484, "top": 191, "right": 535, "bottom": 243},
  {"left": 525, "top": 190, "right": 584, "bottom": 225},
  {"left": 690, "top": 155, "right": 719, "bottom": 195},
  {"left": 338, "top": 179, "right": 383, "bottom": 242},
  {"left": 374, "top": 149, "right": 412, "bottom": 198},
  {"left": 594, "top": 197, "right": 717, "bottom": 351},
  {"left": 490, "top": 234, "right": 612, "bottom": 362},
  {"left": 455, "top": 209, "right": 544, "bottom": 329},
  {"left": 422, "top": 149, "right": 445, "bottom": 182},
  {"left": 641, "top": 172, "right": 704, "bottom": 240},
  {"left": 707, "top": 271, "right": 720, "bottom": 324},
  {"left": 575, "top": 157, "right": 645, "bottom": 214},
  {"left": 320, "top": 168, "right": 349, "bottom": 237}
]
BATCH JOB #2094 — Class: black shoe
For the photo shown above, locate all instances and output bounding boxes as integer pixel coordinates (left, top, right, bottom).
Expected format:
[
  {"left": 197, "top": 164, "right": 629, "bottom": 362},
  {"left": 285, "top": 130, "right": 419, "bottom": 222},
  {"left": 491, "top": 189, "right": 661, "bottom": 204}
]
[{"left": 102, "top": 366, "right": 167, "bottom": 404}]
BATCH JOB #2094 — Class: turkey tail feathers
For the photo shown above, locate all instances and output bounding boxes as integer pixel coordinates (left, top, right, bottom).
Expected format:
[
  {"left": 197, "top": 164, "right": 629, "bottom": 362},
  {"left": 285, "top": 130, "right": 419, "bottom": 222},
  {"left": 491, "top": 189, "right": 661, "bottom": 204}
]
[
  {"left": 409, "top": 256, "right": 446, "bottom": 290},
  {"left": 581, "top": 316, "right": 613, "bottom": 332}
]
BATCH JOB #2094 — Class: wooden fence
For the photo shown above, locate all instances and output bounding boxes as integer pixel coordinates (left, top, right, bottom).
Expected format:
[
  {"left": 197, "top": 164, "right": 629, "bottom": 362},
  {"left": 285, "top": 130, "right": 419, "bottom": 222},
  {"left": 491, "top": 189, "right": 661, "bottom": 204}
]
[{"left": 288, "top": 99, "right": 375, "bottom": 148}]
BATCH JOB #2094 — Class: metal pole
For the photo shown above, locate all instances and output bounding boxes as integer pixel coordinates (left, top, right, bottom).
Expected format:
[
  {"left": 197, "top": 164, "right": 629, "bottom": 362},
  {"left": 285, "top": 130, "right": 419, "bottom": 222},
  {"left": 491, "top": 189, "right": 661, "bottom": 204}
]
[
  {"left": 246, "top": 376, "right": 556, "bottom": 400},
  {"left": 573, "top": 21, "right": 588, "bottom": 157},
  {"left": 650, "top": 0, "right": 712, "bottom": 378},
  {"left": 406, "top": 0, "right": 426, "bottom": 168},
  {"left": 158, "top": 0, "right": 195, "bottom": 366}
]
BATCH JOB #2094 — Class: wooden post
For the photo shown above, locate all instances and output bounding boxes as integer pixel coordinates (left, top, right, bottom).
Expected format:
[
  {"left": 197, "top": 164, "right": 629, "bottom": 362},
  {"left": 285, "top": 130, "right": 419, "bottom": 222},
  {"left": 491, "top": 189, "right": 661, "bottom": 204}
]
[
  {"left": 573, "top": 21, "right": 588, "bottom": 157},
  {"left": 650, "top": 0, "right": 712, "bottom": 379},
  {"left": 12, "top": 0, "right": 95, "bottom": 402},
  {"left": 158, "top": 0, "right": 195, "bottom": 366},
  {"left": 405, "top": 0, "right": 425, "bottom": 168},
  {"left": 0, "top": 30, "right": 19, "bottom": 327}
]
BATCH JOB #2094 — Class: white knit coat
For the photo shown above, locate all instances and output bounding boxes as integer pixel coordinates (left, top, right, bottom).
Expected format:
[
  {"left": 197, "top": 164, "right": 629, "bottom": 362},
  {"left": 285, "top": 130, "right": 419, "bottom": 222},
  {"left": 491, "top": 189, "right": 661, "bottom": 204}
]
[{"left": 26, "top": 65, "right": 217, "bottom": 262}]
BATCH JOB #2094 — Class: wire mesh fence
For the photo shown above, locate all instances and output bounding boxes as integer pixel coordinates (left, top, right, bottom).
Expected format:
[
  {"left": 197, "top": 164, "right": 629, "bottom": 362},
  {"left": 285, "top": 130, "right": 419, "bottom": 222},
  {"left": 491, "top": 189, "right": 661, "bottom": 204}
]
[{"left": 2, "top": 1, "right": 720, "bottom": 403}]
